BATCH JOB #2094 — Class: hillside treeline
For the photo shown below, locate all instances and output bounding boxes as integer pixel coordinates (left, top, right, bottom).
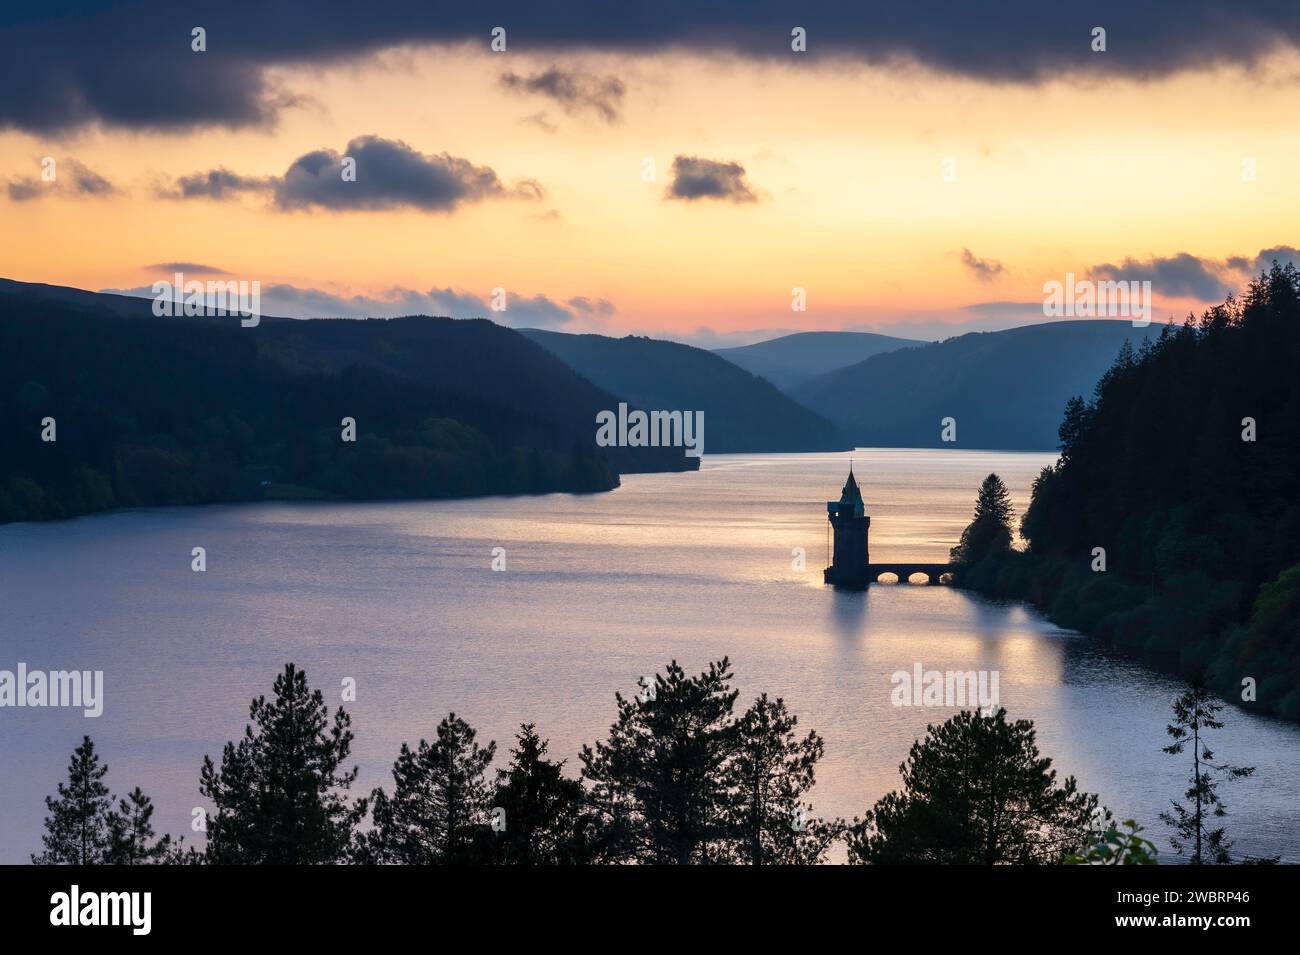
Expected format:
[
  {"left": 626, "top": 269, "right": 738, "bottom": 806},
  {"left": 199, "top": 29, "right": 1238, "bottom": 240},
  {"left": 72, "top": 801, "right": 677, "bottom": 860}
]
[
  {"left": 956, "top": 264, "right": 1300, "bottom": 719},
  {"left": 0, "top": 285, "right": 693, "bottom": 523}
]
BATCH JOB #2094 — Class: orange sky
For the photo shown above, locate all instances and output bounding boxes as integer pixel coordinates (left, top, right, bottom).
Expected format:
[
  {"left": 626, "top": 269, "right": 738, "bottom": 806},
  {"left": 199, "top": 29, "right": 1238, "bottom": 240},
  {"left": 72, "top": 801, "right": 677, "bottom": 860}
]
[{"left": 2, "top": 44, "right": 1297, "bottom": 342}]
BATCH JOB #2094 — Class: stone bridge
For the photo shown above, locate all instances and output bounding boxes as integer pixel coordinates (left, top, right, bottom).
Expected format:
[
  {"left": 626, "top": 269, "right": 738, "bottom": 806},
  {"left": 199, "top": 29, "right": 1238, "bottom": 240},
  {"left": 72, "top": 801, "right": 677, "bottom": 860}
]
[{"left": 867, "top": 563, "right": 952, "bottom": 585}]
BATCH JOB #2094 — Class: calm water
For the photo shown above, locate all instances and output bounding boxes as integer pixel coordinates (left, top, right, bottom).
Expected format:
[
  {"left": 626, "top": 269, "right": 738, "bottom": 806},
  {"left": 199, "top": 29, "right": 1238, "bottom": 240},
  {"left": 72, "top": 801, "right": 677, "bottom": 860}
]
[{"left": 2, "top": 449, "right": 1298, "bottom": 864}]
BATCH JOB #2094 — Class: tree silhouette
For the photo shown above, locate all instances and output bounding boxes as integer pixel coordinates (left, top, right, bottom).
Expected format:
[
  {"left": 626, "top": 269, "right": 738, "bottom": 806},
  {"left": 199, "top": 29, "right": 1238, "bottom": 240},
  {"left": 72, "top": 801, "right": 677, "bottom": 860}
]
[
  {"left": 848, "top": 709, "right": 1102, "bottom": 864},
  {"left": 993, "top": 264, "right": 1300, "bottom": 718},
  {"left": 106, "top": 786, "right": 172, "bottom": 864},
  {"left": 199, "top": 663, "right": 366, "bottom": 863},
  {"left": 367, "top": 712, "right": 496, "bottom": 864},
  {"left": 950, "top": 473, "right": 1014, "bottom": 566},
  {"left": 483, "top": 723, "right": 591, "bottom": 864},
  {"left": 1158, "top": 684, "right": 1256, "bottom": 864},
  {"left": 726, "top": 694, "right": 842, "bottom": 864},
  {"left": 32, "top": 736, "right": 113, "bottom": 864},
  {"left": 581, "top": 658, "right": 739, "bottom": 863}
]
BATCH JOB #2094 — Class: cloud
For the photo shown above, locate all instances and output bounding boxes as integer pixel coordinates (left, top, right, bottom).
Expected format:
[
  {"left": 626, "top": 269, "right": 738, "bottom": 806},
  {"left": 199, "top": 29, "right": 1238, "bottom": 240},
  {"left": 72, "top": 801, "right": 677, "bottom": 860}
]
[
  {"left": 162, "top": 168, "right": 275, "bottom": 200},
  {"left": 501, "top": 67, "right": 626, "bottom": 123},
  {"left": 959, "top": 301, "right": 1049, "bottom": 316},
  {"left": 665, "top": 156, "right": 758, "bottom": 203},
  {"left": 1225, "top": 245, "right": 1300, "bottom": 274},
  {"left": 6, "top": 179, "right": 42, "bottom": 202},
  {"left": 102, "top": 281, "right": 609, "bottom": 329},
  {"left": 518, "top": 111, "right": 559, "bottom": 134},
  {"left": 7, "top": 159, "right": 116, "bottom": 201},
  {"left": 1090, "top": 252, "right": 1229, "bottom": 300},
  {"left": 6, "top": 4, "right": 1300, "bottom": 131},
  {"left": 162, "top": 136, "right": 542, "bottom": 212},
  {"left": 566, "top": 296, "right": 616, "bottom": 318},
  {"left": 1087, "top": 246, "right": 1300, "bottom": 301},
  {"left": 145, "top": 262, "right": 231, "bottom": 275},
  {"left": 960, "top": 249, "right": 1005, "bottom": 282}
]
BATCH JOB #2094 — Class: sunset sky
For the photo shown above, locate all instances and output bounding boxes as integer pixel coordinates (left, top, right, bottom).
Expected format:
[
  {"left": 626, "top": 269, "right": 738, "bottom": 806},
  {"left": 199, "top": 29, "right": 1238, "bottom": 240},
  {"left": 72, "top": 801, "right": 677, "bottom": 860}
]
[{"left": 3, "top": 3, "right": 1299, "bottom": 344}]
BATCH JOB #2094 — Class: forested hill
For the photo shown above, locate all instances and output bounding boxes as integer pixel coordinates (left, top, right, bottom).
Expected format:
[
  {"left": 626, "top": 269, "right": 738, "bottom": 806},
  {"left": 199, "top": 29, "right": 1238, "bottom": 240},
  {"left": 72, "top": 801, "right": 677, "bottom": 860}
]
[
  {"left": 961, "top": 264, "right": 1300, "bottom": 719},
  {"left": 795, "top": 320, "right": 1164, "bottom": 450},
  {"left": 0, "top": 279, "right": 695, "bottom": 524},
  {"left": 712, "top": 330, "right": 920, "bottom": 392},
  {"left": 520, "top": 328, "right": 847, "bottom": 453}
]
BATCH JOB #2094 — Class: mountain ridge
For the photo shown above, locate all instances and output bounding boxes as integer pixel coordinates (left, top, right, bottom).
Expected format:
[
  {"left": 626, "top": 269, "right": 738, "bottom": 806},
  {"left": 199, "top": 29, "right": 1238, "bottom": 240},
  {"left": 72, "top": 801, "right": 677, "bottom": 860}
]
[
  {"left": 520, "top": 327, "right": 847, "bottom": 453},
  {"left": 712, "top": 330, "right": 922, "bottom": 391},
  {"left": 0, "top": 278, "right": 694, "bottom": 524},
  {"left": 794, "top": 319, "right": 1168, "bottom": 451}
]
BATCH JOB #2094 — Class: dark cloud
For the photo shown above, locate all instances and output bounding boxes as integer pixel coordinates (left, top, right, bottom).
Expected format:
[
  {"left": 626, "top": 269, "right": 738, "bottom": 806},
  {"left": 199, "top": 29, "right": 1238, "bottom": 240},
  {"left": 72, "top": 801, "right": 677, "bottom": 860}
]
[
  {"left": 6, "top": 179, "right": 41, "bottom": 202},
  {"left": 275, "top": 136, "right": 538, "bottom": 211},
  {"left": 501, "top": 67, "right": 626, "bottom": 123},
  {"left": 145, "top": 262, "right": 231, "bottom": 275},
  {"left": 7, "top": 159, "right": 116, "bottom": 201},
  {"left": 1091, "top": 252, "right": 1231, "bottom": 300},
  {"left": 665, "top": 156, "right": 758, "bottom": 203},
  {"left": 163, "top": 168, "right": 274, "bottom": 200},
  {"left": 163, "top": 136, "right": 541, "bottom": 212},
  {"left": 102, "top": 281, "right": 605, "bottom": 328},
  {"left": 8, "top": 3, "right": 1300, "bottom": 132},
  {"left": 1225, "top": 245, "right": 1300, "bottom": 273},
  {"left": 1089, "top": 246, "right": 1300, "bottom": 301},
  {"left": 960, "top": 249, "right": 1005, "bottom": 282}
]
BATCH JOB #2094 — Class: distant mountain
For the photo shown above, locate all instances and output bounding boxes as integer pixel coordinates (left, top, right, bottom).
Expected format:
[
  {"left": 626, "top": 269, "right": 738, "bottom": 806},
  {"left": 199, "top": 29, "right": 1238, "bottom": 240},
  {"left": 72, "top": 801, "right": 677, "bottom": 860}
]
[
  {"left": 713, "top": 331, "right": 922, "bottom": 391},
  {"left": 794, "top": 320, "right": 1166, "bottom": 451},
  {"left": 520, "top": 328, "right": 846, "bottom": 453},
  {"left": 0, "top": 279, "right": 693, "bottom": 524}
]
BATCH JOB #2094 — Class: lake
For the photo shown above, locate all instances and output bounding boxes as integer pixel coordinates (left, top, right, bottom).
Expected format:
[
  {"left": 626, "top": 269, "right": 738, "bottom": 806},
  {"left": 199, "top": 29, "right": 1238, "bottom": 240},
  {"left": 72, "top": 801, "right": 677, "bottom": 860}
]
[{"left": 2, "top": 448, "right": 1298, "bottom": 863}]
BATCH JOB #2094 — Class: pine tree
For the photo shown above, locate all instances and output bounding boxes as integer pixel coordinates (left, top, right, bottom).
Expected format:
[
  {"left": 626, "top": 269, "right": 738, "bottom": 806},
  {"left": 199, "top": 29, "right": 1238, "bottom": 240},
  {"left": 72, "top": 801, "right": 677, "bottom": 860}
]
[
  {"left": 199, "top": 663, "right": 366, "bottom": 864},
  {"left": 1057, "top": 395, "right": 1095, "bottom": 464},
  {"left": 848, "top": 709, "right": 1102, "bottom": 864},
  {"left": 367, "top": 712, "right": 496, "bottom": 864},
  {"left": 485, "top": 723, "right": 590, "bottom": 864},
  {"left": 32, "top": 735, "right": 112, "bottom": 864},
  {"left": 1158, "top": 685, "right": 1255, "bottom": 864},
  {"left": 581, "top": 658, "right": 739, "bottom": 864},
  {"left": 950, "top": 472, "right": 1015, "bottom": 565},
  {"left": 106, "top": 786, "right": 172, "bottom": 864},
  {"left": 727, "top": 694, "right": 842, "bottom": 864}
]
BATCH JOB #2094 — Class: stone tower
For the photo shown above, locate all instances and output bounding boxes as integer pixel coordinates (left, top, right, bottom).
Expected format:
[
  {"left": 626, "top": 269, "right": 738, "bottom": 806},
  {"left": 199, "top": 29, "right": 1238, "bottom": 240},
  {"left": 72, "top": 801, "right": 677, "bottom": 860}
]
[{"left": 823, "top": 465, "right": 870, "bottom": 588}]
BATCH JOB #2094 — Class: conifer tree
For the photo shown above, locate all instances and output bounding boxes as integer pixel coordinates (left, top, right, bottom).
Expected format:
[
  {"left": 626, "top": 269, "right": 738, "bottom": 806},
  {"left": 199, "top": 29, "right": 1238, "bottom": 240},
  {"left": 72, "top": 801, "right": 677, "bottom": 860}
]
[
  {"left": 727, "top": 694, "right": 842, "bottom": 864},
  {"left": 32, "top": 735, "right": 112, "bottom": 864},
  {"left": 107, "top": 786, "right": 173, "bottom": 864},
  {"left": 485, "top": 723, "right": 589, "bottom": 864},
  {"left": 1159, "top": 684, "right": 1256, "bottom": 864},
  {"left": 367, "top": 712, "right": 496, "bottom": 864},
  {"left": 950, "top": 472, "right": 1015, "bottom": 565},
  {"left": 848, "top": 709, "right": 1102, "bottom": 864},
  {"left": 581, "top": 658, "right": 739, "bottom": 864},
  {"left": 199, "top": 664, "right": 366, "bottom": 864}
]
